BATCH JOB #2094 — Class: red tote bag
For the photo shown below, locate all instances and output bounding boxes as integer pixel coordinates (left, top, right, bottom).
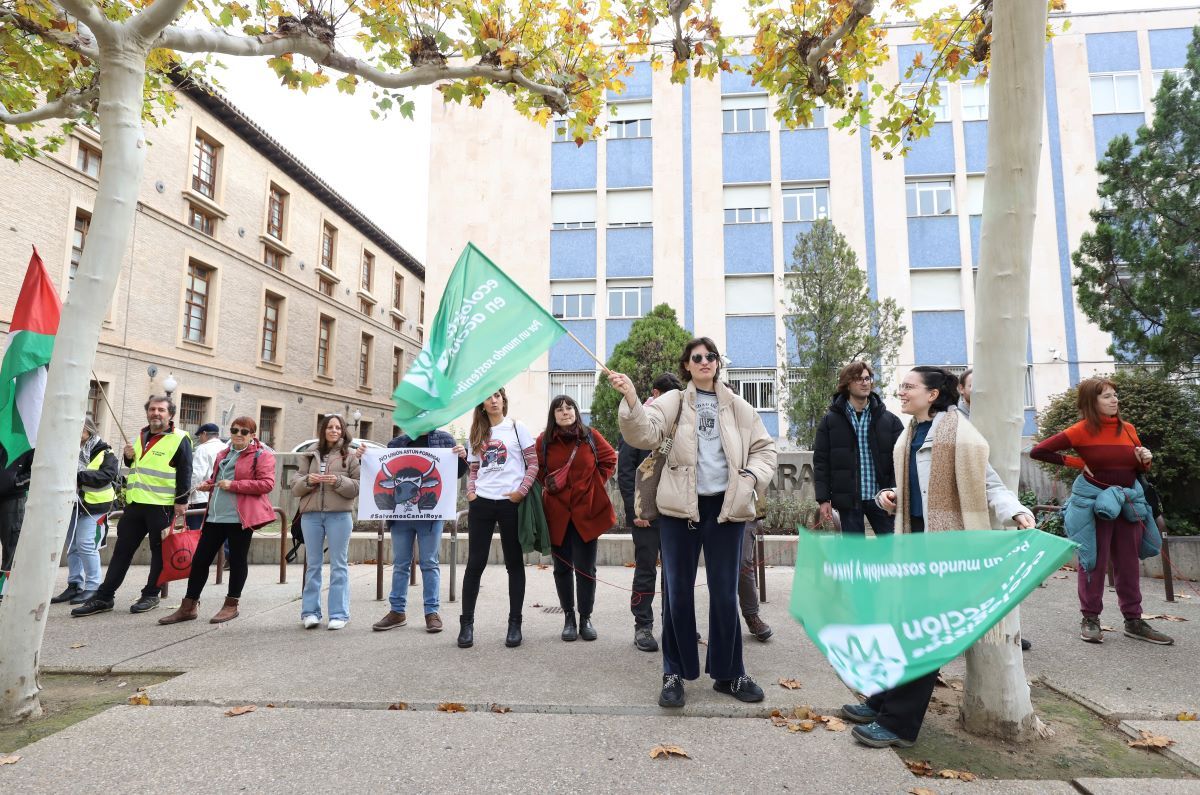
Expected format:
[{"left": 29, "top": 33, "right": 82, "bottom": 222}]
[{"left": 157, "top": 527, "right": 202, "bottom": 587}]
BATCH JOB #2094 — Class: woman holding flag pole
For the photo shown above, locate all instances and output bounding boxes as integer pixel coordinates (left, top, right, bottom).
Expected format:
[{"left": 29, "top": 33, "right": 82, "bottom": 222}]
[{"left": 841, "top": 365, "right": 1035, "bottom": 749}]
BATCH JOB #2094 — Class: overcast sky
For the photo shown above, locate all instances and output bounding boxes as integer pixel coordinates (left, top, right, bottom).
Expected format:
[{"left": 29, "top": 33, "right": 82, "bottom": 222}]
[{"left": 215, "top": 0, "right": 1198, "bottom": 265}]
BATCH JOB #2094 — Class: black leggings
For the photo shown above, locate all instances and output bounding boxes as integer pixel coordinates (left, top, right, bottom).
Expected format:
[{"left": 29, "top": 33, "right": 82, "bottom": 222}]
[
  {"left": 553, "top": 521, "right": 597, "bottom": 616},
  {"left": 461, "top": 497, "right": 524, "bottom": 622},
  {"left": 185, "top": 522, "right": 252, "bottom": 601}
]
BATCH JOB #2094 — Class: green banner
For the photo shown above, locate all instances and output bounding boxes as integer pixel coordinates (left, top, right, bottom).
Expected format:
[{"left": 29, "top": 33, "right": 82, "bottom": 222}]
[
  {"left": 790, "top": 530, "right": 1077, "bottom": 696},
  {"left": 393, "top": 244, "right": 566, "bottom": 437}
]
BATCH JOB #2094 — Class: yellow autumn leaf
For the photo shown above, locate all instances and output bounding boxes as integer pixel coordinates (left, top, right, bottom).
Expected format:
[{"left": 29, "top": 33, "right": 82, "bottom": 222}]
[
  {"left": 1129, "top": 729, "right": 1176, "bottom": 749},
  {"left": 128, "top": 693, "right": 151, "bottom": 706},
  {"left": 648, "top": 744, "right": 689, "bottom": 759},
  {"left": 777, "top": 678, "right": 803, "bottom": 690},
  {"left": 437, "top": 702, "right": 468, "bottom": 713},
  {"left": 1178, "top": 712, "right": 1198, "bottom": 721},
  {"left": 0, "top": 755, "right": 20, "bottom": 766},
  {"left": 224, "top": 705, "right": 257, "bottom": 717}
]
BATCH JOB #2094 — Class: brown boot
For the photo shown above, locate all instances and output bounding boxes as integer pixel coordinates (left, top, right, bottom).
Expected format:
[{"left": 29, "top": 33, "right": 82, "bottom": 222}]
[
  {"left": 158, "top": 597, "right": 199, "bottom": 625},
  {"left": 745, "top": 614, "right": 773, "bottom": 642},
  {"left": 210, "top": 597, "right": 240, "bottom": 624}
]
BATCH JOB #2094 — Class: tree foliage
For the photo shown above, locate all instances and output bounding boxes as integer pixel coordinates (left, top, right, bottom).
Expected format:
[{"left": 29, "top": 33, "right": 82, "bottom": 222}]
[
  {"left": 781, "top": 219, "right": 905, "bottom": 448},
  {"left": 1072, "top": 27, "right": 1200, "bottom": 377},
  {"left": 589, "top": 303, "right": 692, "bottom": 445},
  {"left": 1035, "top": 368, "right": 1200, "bottom": 536}
]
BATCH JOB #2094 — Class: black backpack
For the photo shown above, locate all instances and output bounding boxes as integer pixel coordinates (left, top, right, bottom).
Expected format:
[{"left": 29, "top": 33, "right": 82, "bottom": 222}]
[{"left": 285, "top": 451, "right": 338, "bottom": 563}]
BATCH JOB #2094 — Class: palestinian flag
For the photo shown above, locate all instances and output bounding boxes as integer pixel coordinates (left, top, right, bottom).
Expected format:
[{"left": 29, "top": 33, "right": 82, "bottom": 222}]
[{"left": 0, "top": 248, "right": 62, "bottom": 461}]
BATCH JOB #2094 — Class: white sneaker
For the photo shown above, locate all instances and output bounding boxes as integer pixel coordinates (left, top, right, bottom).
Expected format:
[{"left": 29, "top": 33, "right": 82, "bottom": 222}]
[
  {"left": 302, "top": 615, "right": 320, "bottom": 629},
  {"left": 327, "top": 619, "right": 348, "bottom": 631}
]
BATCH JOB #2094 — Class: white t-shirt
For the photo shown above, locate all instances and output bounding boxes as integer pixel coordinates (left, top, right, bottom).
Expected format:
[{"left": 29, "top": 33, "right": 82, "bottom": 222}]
[{"left": 467, "top": 418, "right": 532, "bottom": 500}]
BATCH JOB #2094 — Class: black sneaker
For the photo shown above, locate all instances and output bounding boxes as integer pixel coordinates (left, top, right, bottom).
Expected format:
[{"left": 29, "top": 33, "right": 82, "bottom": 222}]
[
  {"left": 71, "top": 597, "right": 115, "bottom": 617},
  {"left": 51, "top": 584, "right": 81, "bottom": 604},
  {"left": 71, "top": 590, "right": 97, "bottom": 605},
  {"left": 659, "top": 674, "right": 685, "bottom": 708},
  {"left": 714, "top": 674, "right": 765, "bottom": 703},
  {"left": 130, "top": 595, "right": 160, "bottom": 614},
  {"left": 634, "top": 627, "right": 659, "bottom": 652}
]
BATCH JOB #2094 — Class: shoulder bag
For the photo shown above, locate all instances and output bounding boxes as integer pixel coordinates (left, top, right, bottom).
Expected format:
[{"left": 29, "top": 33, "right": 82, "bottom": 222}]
[{"left": 632, "top": 394, "right": 685, "bottom": 522}]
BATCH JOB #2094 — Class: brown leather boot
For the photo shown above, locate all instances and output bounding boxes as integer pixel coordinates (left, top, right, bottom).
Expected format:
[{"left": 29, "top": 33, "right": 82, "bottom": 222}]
[
  {"left": 210, "top": 597, "right": 240, "bottom": 624},
  {"left": 158, "top": 597, "right": 199, "bottom": 625}
]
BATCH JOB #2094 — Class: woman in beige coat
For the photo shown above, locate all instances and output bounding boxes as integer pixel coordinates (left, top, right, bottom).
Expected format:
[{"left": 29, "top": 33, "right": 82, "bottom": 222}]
[
  {"left": 610, "top": 336, "right": 777, "bottom": 710},
  {"left": 290, "top": 414, "right": 361, "bottom": 630}
]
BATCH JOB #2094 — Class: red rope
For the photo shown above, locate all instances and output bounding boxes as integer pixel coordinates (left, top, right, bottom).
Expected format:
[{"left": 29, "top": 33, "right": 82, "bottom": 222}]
[{"left": 546, "top": 549, "right": 709, "bottom": 606}]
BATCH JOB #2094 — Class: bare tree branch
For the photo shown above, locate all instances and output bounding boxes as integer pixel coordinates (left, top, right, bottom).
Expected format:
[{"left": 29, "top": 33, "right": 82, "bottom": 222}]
[
  {"left": 0, "top": 87, "right": 99, "bottom": 125},
  {"left": 668, "top": 0, "right": 691, "bottom": 62},
  {"left": 0, "top": 9, "right": 101, "bottom": 60},
  {"left": 128, "top": 0, "right": 191, "bottom": 42},
  {"left": 156, "top": 26, "right": 572, "bottom": 113},
  {"left": 805, "top": 0, "right": 875, "bottom": 92},
  {"left": 49, "top": 0, "right": 115, "bottom": 44}
]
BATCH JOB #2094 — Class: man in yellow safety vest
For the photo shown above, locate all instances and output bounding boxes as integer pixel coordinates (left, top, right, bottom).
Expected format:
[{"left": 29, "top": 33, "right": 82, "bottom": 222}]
[{"left": 72, "top": 395, "right": 193, "bottom": 616}]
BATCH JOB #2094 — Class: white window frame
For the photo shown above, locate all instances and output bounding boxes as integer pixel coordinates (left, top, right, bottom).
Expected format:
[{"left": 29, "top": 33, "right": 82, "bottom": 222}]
[
  {"left": 723, "top": 184, "right": 771, "bottom": 225},
  {"left": 722, "top": 94, "right": 769, "bottom": 133},
  {"left": 551, "top": 291, "right": 596, "bottom": 320},
  {"left": 902, "top": 81, "right": 949, "bottom": 122},
  {"left": 1152, "top": 68, "right": 1186, "bottom": 96},
  {"left": 965, "top": 175, "right": 985, "bottom": 216},
  {"left": 945, "top": 364, "right": 1034, "bottom": 409},
  {"left": 960, "top": 80, "right": 989, "bottom": 121},
  {"left": 607, "top": 100, "right": 653, "bottom": 139},
  {"left": 1089, "top": 72, "right": 1143, "bottom": 114},
  {"left": 909, "top": 269, "right": 963, "bottom": 311},
  {"left": 607, "top": 188, "right": 653, "bottom": 228},
  {"left": 782, "top": 184, "right": 830, "bottom": 222},
  {"left": 906, "top": 179, "right": 955, "bottom": 217},
  {"left": 549, "top": 372, "right": 598, "bottom": 413},
  {"left": 551, "top": 191, "right": 597, "bottom": 230},
  {"left": 607, "top": 283, "right": 652, "bottom": 319},
  {"left": 726, "top": 368, "right": 778, "bottom": 411},
  {"left": 725, "top": 275, "right": 775, "bottom": 316}
]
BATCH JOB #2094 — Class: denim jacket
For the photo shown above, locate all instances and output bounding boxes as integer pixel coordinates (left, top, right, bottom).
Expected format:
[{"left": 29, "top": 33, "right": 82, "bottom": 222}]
[{"left": 1063, "top": 474, "right": 1159, "bottom": 572}]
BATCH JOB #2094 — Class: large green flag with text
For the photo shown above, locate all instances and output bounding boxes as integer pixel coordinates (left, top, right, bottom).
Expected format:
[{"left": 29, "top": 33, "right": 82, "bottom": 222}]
[
  {"left": 393, "top": 244, "right": 566, "bottom": 437},
  {"left": 790, "top": 529, "right": 1076, "bottom": 696}
]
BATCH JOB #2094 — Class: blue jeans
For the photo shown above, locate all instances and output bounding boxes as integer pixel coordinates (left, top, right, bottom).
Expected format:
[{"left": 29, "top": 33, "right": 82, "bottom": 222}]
[
  {"left": 67, "top": 507, "right": 103, "bottom": 591},
  {"left": 389, "top": 520, "right": 443, "bottom": 614},
  {"left": 301, "top": 512, "right": 353, "bottom": 621}
]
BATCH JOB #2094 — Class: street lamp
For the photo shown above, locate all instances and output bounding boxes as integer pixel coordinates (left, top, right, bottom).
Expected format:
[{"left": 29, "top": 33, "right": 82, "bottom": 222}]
[
  {"left": 351, "top": 409, "right": 362, "bottom": 433},
  {"left": 163, "top": 373, "right": 178, "bottom": 399}
]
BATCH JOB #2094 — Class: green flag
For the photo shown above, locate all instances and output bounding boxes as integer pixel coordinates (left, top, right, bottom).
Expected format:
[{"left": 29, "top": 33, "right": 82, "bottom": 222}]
[
  {"left": 790, "top": 529, "right": 1077, "bottom": 696},
  {"left": 393, "top": 244, "right": 566, "bottom": 437}
]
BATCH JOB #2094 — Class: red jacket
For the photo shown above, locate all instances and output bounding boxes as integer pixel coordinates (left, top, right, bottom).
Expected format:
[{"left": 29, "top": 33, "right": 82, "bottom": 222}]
[
  {"left": 535, "top": 428, "right": 617, "bottom": 545},
  {"left": 202, "top": 439, "right": 277, "bottom": 530}
]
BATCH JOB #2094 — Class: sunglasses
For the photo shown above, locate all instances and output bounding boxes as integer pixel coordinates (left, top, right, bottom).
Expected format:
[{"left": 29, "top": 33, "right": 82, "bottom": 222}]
[
  {"left": 690, "top": 352, "right": 719, "bottom": 364},
  {"left": 230, "top": 428, "right": 253, "bottom": 436}
]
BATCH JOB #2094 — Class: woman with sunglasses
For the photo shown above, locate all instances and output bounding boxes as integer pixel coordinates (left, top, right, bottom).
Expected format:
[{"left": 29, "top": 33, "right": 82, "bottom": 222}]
[
  {"left": 291, "top": 413, "right": 361, "bottom": 630},
  {"left": 609, "top": 337, "right": 777, "bottom": 709},
  {"left": 159, "top": 417, "right": 276, "bottom": 625},
  {"left": 459, "top": 387, "right": 538, "bottom": 649},
  {"left": 839, "top": 366, "right": 1034, "bottom": 750}
]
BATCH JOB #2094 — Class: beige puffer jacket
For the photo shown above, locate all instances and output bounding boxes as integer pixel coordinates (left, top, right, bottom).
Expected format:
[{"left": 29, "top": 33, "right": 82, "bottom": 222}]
[
  {"left": 618, "top": 381, "right": 777, "bottom": 523},
  {"left": 290, "top": 449, "right": 361, "bottom": 514}
]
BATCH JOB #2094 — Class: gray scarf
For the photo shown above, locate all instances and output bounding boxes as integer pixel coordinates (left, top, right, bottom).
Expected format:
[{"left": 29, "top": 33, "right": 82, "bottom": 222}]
[{"left": 78, "top": 434, "right": 104, "bottom": 472}]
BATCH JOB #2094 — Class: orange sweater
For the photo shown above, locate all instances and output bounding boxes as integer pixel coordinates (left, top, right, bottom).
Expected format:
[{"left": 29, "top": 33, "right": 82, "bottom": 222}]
[{"left": 1029, "top": 416, "right": 1148, "bottom": 488}]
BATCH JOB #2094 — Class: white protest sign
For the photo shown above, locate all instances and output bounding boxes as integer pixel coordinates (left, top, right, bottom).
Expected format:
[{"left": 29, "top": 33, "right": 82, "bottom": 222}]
[{"left": 358, "top": 448, "right": 459, "bottom": 521}]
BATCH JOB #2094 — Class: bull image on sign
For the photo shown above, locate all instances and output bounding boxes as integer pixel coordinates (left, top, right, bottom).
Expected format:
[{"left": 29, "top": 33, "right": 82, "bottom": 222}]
[{"left": 358, "top": 448, "right": 459, "bottom": 521}]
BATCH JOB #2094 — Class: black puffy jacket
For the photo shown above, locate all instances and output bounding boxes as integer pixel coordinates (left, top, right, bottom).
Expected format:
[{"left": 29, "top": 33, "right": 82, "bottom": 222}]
[{"left": 813, "top": 393, "right": 903, "bottom": 512}]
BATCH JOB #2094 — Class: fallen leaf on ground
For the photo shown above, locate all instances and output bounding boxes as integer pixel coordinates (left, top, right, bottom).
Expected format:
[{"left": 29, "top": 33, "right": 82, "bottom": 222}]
[
  {"left": 70, "top": 643, "right": 87, "bottom": 649},
  {"left": 648, "top": 744, "right": 689, "bottom": 759},
  {"left": 128, "top": 693, "right": 151, "bottom": 706},
  {"left": 224, "top": 705, "right": 257, "bottom": 717},
  {"left": 769, "top": 715, "right": 790, "bottom": 727},
  {"left": 905, "top": 760, "right": 935, "bottom": 777},
  {"left": 820, "top": 716, "right": 847, "bottom": 732},
  {"left": 489, "top": 703, "right": 511, "bottom": 714},
  {"left": 788, "top": 719, "right": 816, "bottom": 733},
  {"left": 777, "top": 678, "right": 802, "bottom": 690},
  {"left": 1178, "top": 712, "right": 1197, "bottom": 721},
  {"left": 266, "top": 704, "right": 276, "bottom": 708},
  {"left": 0, "top": 755, "right": 20, "bottom": 766},
  {"left": 791, "top": 705, "right": 818, "bottom": 720},
  {"left": 938, "top": 769, "right": 977, "bottom": 781},
  {"left": 535, "top": 564, "right": 549, "bottom": 570},
  {"left": 362, "top": 559, "right": 377, "bottom": 565},
  {"left": 623, "top": 562, "right": 636, "bottom": 567},
  {"left": 1101, "top": 625, "right": 1117, "bottom": 632},
  {"left": 909, "top": 789, "right": 936, "bottom": 795},
  {"left": 1052, "top": 574, "right": 1068, "bottom": 580},
  {"left": 1060, "top": 565, "right": 1077, "bottom": 572},
  {"left": 388, "top": 702, "right": 409, "bottom": 711},
  {"left": 1129, "top": 729, "right": 1175, "bottom": 749},
  {"left": 437, "top": 702, "right": 468, "bottom": 713},
  {"left": 1142, "top": 614, "right": 1188, "bottom": 622}
]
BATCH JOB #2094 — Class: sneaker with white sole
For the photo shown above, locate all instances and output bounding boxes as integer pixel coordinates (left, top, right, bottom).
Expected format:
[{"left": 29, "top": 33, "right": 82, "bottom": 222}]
[
  {"left": 327, "top": 619, "right": 348, "bottom": 630},
  {"left": 302, "top": 615, "right": 320, "bottom": 629}
]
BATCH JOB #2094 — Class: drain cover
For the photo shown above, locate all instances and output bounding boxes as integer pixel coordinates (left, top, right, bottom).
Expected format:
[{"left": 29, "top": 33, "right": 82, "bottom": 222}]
[{"left": 541, "top": 606, "right": 564, "bottom": 614}]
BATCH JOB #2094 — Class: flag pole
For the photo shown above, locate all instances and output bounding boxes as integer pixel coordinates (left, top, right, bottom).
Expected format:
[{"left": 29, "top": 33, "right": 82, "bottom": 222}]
[
  {"left": 563, "top": 328, "right": 610, "bottom": 375},
  {"left": 90, "top": 371, "right": 130, "bottom": 449}
]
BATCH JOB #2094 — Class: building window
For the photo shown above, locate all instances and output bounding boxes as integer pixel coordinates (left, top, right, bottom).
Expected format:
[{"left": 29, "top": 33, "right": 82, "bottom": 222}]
[
  {"left": 419, "top": 289, "right": 425, "bottom": 326},
  {"left": 188, "top": 205, "right": 215, "bottom": 236},
  {"left": 910, "top": 269, "right": 963, "bottom": 311},
  {"left": 392, "top": 316, "right": 403, "bottom": 332},
  {"left": 317, "top": 316, "right": 334, "bottom": 377},
  {"left": 76, "top": 143, "right": 101, "bottom": 177},
  {"left": 725, "top": 275, "right": 774, "bottom": 315},
  {"left": 782, "top": 185, "right": 830, "bottom": 222},
  {"left": 359, "top": 333, "right": 373, "bottom": 387},
  {"left": 258, "top": 406, "right": 279, "bottom": 448},
  {"left": 724, "top": 184, "right": 771, "bottom": 224},
  {"left": 724, "top": 207, "right": 770, "bottom": 224},
  {"left": 961, "top": 80, "right": 989, "bottom": 121},
  {"left": 267, "top": 184, "right": 286, "bottom": 240},
  {"left": 1090, "top": 72, "right": 1142, "bottom": 114},
  {"left": 182, "top": 261, "right": 213, "bottom": 344},
  {"left": 906, "top": 179, "right": 955, "bottom": 217},
  {"left": 552, "top": 292, "right": 595, "bottom": 320},
  {"left": 801, "top": 104, "right": 827, "bottom": 129},
  {"left": 69, "top": 209, "right": 91, "bottom": 281},
  {"left": 417, "top": 327, "right": 424, "bottom": 344},
  {"left": 552, "top": 122, "right": 571, "bottom": 142},
  {"left": 726, "top": 368, "right": 777, "bottom": 411},
  {"left": 966, "top": 175, "right": 985, "bottom": 216},
  {"left": 87, "top": 380, "right": 106, "bottom": 425},
  {"left": 722, "top": 95, "right": 768, "bottom": 133},
  {"left": 358, "top": 419, "right": 373, "bottom": 441},
  {"left": 551, "top": 191, "right": 597, "bottom": 230},
  {"left": 607, "top": 188, "right": 653, "bottom": 228},
  {"left": 1152, "top": 68, "right": 1186, "bottom": 95},
  {"left": 320, "top": 222, "right": 337, "bottom": 270},
  {"left": 192, "top": 134, "right": 219, "bottom": 198},
  {"left": 359, "top": 297, "right": 374, "bottom": 315},
  {"left": 608, "top": 117, "right": 652, "bottom": 138},
  {"left": 392, "top": 273, "right": 405, "bottom": 311},
  {"left": 263, "top": 247, "right": 284, "bottom": 271},
  {"left": 261, "top": 293, "right": 281, "bottom": 363},
  {"left": 549, "top": 371, "right": 597, "bottom": 412},
  {"left": 392, "top": 347, "right": 405, "bottom": 390},
  {"left": 361, "top": 251, "right": 375, "bottom": 291},
  {"left": 901, "top": 82, "right": 949, "bottom": 122},
  {"left": 608, "top": 285, "right": 651, "bottom": 319},
  {"left": 318, "top": 276, "right": 334, "bottom": 297},
  {"left": 179, "top": 394, "right": 209, "bottom": 435}
]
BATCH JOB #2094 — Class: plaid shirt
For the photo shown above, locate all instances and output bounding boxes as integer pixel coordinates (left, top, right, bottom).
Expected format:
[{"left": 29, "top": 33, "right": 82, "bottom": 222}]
[{"left": 843, "top": 402, "right": 876, "bottom": 500}]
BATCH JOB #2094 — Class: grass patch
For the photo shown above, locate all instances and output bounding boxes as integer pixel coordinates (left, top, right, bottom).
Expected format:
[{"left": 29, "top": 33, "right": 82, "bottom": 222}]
[
  {"left": 0, "top": 673, "right": 174, "bottom": 754},
  {"left": 897, "top": 680, "right": 1197, "bottom": 781}
]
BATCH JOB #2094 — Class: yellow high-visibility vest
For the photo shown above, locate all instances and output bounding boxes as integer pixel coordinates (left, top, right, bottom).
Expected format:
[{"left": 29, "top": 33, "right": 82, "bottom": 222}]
[
  {"left": 81, "top": 448, "right": 115, "bottom": 505},
  {"left": 125, "top": 430, "right": 186, "bottom": 506}
]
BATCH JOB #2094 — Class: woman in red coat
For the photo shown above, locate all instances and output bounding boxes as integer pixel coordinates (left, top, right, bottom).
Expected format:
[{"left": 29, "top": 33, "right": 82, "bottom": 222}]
[{"left": 536, "top": 394, "right": 617, "bottom": 642}]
